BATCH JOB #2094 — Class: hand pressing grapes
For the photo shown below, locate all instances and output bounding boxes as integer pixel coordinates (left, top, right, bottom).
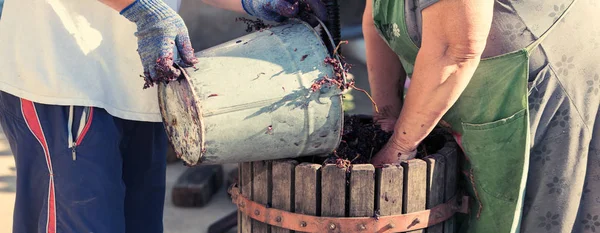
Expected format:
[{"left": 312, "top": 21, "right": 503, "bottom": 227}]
[{"left": 371, "top": 136, "right": 417, "bottom": 165}]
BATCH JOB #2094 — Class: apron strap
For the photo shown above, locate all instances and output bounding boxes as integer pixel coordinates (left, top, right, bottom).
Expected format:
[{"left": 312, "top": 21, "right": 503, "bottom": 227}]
[{"left": 525, "top": 0, "right": 578, "bottom": 55}]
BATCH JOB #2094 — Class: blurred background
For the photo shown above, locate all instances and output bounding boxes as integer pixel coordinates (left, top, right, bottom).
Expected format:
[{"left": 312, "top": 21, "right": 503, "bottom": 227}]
[{"left": 0, "top": 1, "right": 374, "bottom": 232}]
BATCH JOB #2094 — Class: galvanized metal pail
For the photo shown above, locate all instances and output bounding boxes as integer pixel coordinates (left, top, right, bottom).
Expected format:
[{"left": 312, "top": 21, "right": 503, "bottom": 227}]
[{"left": 158, "top": 19, "right": 344, "bottom": 166}]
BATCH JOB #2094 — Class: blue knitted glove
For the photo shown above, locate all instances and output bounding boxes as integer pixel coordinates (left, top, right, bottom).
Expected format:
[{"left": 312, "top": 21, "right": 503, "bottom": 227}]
[
  {"left": 121, "top": 0, "right": 198, "bottom": 89},
  {"left": 241, "top": 0, "right": 327, "bottom": 24}
]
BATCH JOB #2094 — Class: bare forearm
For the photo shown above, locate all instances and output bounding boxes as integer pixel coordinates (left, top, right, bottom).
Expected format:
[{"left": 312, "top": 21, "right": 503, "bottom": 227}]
[
  {"left": 363, "top": 0, "right": 405, "bottom": 127},
  {"left": 202, "top": 0, "right": 245, "bottom": 13},
  {"left": 390, "top": 0, "right": 493, "bottom": 151},
  {"left": 99, "top": 0, "right": 135, "bottom": 11},
  {"left": 393, "top": 49, "right": 481, "bottom": 149}
]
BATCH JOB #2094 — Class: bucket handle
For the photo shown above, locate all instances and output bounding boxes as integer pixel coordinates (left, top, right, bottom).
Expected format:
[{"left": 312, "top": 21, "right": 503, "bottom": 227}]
[{"left": 310, "top": 14, "right": 348, "bottom": 87}]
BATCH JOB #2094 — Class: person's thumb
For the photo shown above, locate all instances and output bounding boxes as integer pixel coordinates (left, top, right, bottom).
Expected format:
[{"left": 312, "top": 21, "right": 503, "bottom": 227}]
[{"left": 175, "top": 31, "right": 199, "bottom": 66}]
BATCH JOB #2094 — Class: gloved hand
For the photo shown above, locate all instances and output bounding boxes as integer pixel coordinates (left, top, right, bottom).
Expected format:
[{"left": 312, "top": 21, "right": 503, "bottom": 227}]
[
  {"left": 241, "top": 0, "right": 327, "bottom": 25},
  {"left": 121, "top": 0, "right": 198, "bottom": 89}
]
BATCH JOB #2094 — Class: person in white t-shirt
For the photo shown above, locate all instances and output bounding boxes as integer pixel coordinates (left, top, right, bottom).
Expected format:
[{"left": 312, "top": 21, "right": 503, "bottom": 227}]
[{"left": 0, "top": 0, "right": 325, "bottom": 232}]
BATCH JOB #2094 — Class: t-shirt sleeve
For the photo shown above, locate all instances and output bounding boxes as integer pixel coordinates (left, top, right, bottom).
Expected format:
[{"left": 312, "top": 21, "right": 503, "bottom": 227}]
[{"left": 416, "top": 0, "right": 440, "bottom": 12}]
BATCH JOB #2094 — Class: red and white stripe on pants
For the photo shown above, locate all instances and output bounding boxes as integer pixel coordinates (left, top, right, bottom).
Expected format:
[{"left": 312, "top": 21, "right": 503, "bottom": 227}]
[{"left": 20, "top": 99, "right": 56, "bottom": 233}]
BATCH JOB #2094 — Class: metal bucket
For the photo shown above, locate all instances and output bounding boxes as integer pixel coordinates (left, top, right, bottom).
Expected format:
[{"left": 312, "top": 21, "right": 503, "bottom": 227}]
[{"left": 158, "top": 19, "right": 344, "bottom": 166}]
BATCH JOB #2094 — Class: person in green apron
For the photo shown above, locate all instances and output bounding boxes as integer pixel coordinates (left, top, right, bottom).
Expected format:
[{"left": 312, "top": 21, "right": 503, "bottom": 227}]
[{"left": 364, "top": 0, "right": 600, "bottom": 232}]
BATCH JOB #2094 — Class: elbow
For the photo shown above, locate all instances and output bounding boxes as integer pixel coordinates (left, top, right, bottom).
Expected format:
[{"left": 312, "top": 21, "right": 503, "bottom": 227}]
[
  {"left": 362, "top": 13, "right": 380, "bottom": 41},
  {"left": 362, "top": 1, "right": 375, "bottom": 32},
  {"left": 445, "top": 40, "right": 486, "bottom": 65},
  {"left": 362, "top": 14, "right": 374, "bottom": 32},
  {"left": 362, "top": 20, "right": 376, "bottom": 39}
]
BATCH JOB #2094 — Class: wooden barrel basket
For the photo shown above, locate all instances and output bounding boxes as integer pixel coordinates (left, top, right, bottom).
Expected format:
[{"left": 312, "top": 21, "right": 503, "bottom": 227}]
[{"left": 228, "top": 117, "right": 470, "bottom": 233}]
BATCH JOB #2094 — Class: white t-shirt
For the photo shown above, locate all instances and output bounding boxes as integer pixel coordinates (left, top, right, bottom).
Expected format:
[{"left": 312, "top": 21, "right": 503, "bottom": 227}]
[{"left": 0, "top": 0, "right": 181, "bottom": 122}]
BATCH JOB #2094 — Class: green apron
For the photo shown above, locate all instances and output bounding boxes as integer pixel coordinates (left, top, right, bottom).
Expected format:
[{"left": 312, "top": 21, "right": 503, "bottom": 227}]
[{"left": 371, "top": 0, "right": 576, "bottom": 232}]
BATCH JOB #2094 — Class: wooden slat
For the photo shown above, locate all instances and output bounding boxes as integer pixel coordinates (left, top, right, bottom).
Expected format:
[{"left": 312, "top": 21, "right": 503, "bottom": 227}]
[
  {"left": 443, "top": 146, "right": 459, "bottom": 233},
  {"left": 402, "top": 159, "right": 428, "bottom": 233},
  {"left": 321, "top": 164, "right": 347, "bottom": 218},
  {"left": 271, "top": 160, "right": 298, "bottom": 233},
  {"left": 425, "top": 154, "right": 446, "bottom": 233},
  {"left": 240, "top": 162, "right": 253, "bottom": 233},
  {"left": 252, "top": 161, "right": 271, "bottom": 233},
  {"left": 349, "top": 164, "right": 375, "bottom": 218},
  {"left": 377, "top": 164, "right": 403, "bottom": 217},
  {"left": 295, "top": 163, "right": 321, "bottom": 233}
]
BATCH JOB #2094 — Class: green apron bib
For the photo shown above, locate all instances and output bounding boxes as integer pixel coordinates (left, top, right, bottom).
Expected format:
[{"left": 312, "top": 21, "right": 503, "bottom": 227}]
[{"left": 371, "top": 0, "right": 576, "bottom": 232}]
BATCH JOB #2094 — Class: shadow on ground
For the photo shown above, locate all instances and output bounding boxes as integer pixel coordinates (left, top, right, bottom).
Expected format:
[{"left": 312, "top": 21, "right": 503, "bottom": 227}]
[
  {"left": 0, "top": 126, "right": 16, "bottom": 194},
  {"left": 0, "top": 149, "right": 11, "bottom": 156},
  {"left": 0, "top": 129, "right": 11, "bottom": 156},
  {"left": 0, "top": 175, "right": 16, "bottom": 193}
]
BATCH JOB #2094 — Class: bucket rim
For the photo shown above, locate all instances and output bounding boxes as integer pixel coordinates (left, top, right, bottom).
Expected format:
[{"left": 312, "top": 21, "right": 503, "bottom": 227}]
[{"left": 158, "top": 63, "right": 206, "bottom": 165}]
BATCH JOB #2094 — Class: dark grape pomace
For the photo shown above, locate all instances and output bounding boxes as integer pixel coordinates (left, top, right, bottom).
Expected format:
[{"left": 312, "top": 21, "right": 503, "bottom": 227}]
[{"left": 296, "top": 114, "right": 448, "bottom": 165}]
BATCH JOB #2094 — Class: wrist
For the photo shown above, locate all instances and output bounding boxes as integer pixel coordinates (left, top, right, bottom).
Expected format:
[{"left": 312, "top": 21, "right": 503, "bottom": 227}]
[
  {"left": 240, "top": 0, "right": 255, "bottom": 16},
  {"left": 119, "top": 0, "right": 138, "bottom": 14},
  {"left": 389, "top": 132, "right": 418, "bottom": 153},
  {"left": 120, "top": 0, "right": 174, "bottom": 25}
]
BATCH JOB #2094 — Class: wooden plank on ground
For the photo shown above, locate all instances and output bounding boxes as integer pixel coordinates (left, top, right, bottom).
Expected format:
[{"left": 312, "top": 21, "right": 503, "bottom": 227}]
[
  {"left": 295, "top": 163, "right": 321, "bottom": 233},
  {"left": 425, "top": 154, "right": 446, "bottom": 233},
  {"left": 321, "top": 164, "right": 347, "bottom": 218},
  {"left": 376, "top": 164, "right": 403, "bottom": 217},
  {"left": 443, "top": 145, "right": 459, "bottom": 233},
  {"left": 402, "top": 159, "right": 428, "bottom": 233},
  {"left": 240, "top": 162, "right": 253, "bottom": 233},
  {"left": 252, "top": 161, "right": 271, "bottom": 233},
  {"left": 349, "top": 164, "right": 375, "bottom": 219},
  {"left": 271, "top": 160, "right": 298, "bottom": 233}
]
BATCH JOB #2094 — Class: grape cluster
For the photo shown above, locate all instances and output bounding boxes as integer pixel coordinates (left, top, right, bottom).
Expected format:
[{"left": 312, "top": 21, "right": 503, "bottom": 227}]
[{"left": 310, "top": 56, "right": 354, "bottom": 92}]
